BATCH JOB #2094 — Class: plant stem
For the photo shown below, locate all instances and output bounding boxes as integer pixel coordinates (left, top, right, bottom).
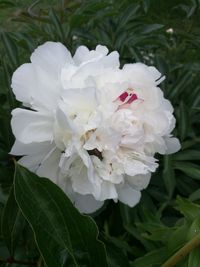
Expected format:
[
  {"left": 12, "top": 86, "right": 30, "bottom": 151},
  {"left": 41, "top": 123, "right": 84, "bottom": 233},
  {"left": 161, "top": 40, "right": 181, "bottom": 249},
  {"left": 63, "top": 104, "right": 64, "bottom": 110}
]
[
  {"left": 162, "top": 233, "right": 200, "bottom": 267},
  {"left": 0, "top": 257, "right": 37, "bottom": 266}
]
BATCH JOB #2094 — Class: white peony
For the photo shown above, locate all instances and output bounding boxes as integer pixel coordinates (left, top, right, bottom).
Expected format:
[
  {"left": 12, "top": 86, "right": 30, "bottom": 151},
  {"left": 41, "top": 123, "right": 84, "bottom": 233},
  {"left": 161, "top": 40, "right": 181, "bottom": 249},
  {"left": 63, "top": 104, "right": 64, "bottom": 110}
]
[{"left": 10, "top": 42, "right": 180, "bottom": 213}]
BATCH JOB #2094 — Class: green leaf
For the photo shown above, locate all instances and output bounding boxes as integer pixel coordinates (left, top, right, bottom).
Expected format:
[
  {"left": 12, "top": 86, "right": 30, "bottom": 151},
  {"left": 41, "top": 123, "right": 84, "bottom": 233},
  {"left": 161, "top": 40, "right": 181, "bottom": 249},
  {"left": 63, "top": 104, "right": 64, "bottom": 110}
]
[
  {"left": 14, "top": 163, "right": 109, "bottom": 267},
  {"left": 1, "top": 32, "right": 19, "bottom": 68},
  {"left": 187, "top": 217, "right": 200, "bottom": 240},
  {"left": 189, "top": 189, "right": 200, "bottom": 201},
  {"left": 49, "top": 9, "right": 65, "bottom": 42},
  {"left": 1, "top": 187, "right": 25, "bottom": 255},
  {"left": 163, "top": 155, "right": 175, "bottom": 198},
  {"left": 130, "top": 247, "right": 168, "bottom": 267},
  {"left": 167, "top": 223, "right": 188, "bottom": 253},
  {"left": 104, "top": 241, "right": 130, "bottom": 267},
  {"left": 178, "top": 101, "right": 189, "bottom": 141},
  {"left": 188, "top": 247, "right": 200, "bottom": 267},
  {"left": 174, "top": 149, "right": 200, "bottom": 161},
  {"left": 176, "top": 196, "right": 200, "bottom": 221},
  {"left": 174, "top": 162, "right": 200, "bottom": 180},
  {"left": 140, "top": 24, "right": 164, "bottom": 34}
]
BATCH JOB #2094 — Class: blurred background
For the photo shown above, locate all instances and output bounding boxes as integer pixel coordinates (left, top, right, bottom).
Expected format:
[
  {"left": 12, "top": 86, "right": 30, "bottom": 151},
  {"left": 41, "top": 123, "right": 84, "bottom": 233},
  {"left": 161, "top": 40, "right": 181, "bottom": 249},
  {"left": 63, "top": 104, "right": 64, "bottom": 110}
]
[{"left": 0, "top": 1, "right": 200, "bottom": 266}]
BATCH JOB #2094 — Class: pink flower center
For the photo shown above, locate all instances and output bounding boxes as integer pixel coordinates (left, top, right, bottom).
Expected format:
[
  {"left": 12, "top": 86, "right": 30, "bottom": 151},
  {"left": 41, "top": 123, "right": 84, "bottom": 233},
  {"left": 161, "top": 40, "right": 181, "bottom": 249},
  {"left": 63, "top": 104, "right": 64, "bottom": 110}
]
[
  {"left": 114, "top": 90, "right": 143, "bottom": 110},
  {"left": 118, "top": 92, "right": 138, "bottom": 104}
]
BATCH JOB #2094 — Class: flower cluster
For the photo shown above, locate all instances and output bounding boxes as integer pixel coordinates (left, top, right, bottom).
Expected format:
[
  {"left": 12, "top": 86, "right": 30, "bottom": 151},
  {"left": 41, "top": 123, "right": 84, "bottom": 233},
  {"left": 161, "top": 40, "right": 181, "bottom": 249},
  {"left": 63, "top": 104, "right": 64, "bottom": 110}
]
[{"left": 10, "top": 42, "right": 180, "bottom": 213}]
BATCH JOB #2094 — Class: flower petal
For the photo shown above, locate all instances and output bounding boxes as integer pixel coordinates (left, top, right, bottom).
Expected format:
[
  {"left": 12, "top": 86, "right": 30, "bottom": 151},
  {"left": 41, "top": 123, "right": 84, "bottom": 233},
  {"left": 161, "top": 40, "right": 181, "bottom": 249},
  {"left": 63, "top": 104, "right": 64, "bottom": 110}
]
[
  {"left": 11, "top": 108, "right": 53, "bottom": 144},
  {"left": 74, "top": 193, "right": 104, "bottom": 214},
  {"left": 126, "top": 173, "right": 151, "bottom": 190},
  {"left": 31, "top": 41, "right": 73, "bottom": 78},
  {"left": 10, "top": 140, "right": 53, "bottom": 156},
  {"left": 36, "top": 148, "right": 61, "bottom": 183},
  {"left": 165, "top": 137, "right": 181, "bottom": 154},
  {"left": 11, "top": 63, "right": 61, "bottom": 110},
  {"left": 117, "top": 182, "right": 141, "bottom": 207}
]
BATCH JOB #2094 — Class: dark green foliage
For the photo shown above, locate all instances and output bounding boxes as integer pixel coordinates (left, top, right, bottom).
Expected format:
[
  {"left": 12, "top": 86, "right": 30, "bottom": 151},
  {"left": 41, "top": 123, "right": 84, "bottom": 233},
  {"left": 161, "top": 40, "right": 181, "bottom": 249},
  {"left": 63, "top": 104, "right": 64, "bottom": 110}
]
[{"left": 0, "top": 0, "right": 199, "bottom": 266}]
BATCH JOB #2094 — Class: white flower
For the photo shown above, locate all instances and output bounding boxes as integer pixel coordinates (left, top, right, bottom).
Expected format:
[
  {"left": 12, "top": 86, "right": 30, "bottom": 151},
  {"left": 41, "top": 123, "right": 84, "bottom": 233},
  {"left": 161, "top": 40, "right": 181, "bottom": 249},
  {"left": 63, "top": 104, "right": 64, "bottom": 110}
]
[{"left": 10, "top": 42, "right": 180, "bottom": 213}]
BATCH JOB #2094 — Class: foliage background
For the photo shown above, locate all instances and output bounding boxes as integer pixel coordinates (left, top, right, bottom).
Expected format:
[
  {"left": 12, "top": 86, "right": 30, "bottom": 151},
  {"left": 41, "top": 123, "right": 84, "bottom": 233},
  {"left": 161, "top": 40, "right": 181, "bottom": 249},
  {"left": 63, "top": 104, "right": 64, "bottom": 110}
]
[{"left": 0, "top": 0, "right": 200, "bottom": 266}]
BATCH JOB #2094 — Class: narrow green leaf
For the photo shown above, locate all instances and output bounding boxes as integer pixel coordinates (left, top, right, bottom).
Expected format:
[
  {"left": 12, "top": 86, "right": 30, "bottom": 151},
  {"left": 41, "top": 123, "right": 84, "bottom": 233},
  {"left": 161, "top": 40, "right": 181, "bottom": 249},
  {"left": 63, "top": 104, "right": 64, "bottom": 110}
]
[
  {"left": 174, "top": 162, "right": 200, "bottom": 180},
  {"left": 140, "top": 24, "right": 164, "bottom": 34},
  {"left": 188, "top": 247, "right": 200, "bottom": 267},
  {"left": 174, "top": 150, "right": 200, "bottom": 161},
  {"left": 14, "top": 164, "right": 109, "bottom": 267},
  {"left": 163, "top": 155, "right": 175, "bottom": 198},
  {"left": 1, "top": 32, "right": 19, "bottom": 68},
  {"left": 49, "top": 9, "right": 65, "bottom": 42},
  {"left": 178, "top": 101, "right": 189, "bottom": 141}
]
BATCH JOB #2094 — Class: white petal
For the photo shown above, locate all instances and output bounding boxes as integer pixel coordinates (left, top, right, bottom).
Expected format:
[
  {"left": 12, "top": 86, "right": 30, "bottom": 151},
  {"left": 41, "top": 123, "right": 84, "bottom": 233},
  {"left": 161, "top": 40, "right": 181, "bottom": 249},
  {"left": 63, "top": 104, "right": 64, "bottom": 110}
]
[
  {"left": 165, "top": 137, "right": 181, "bottom": 154},
  {"left": 36, "top": 148, "right": 61, "bottom": 183},
  {"left": 61, "top": 87, "right": 98, "bottom": 116},
  {"left": 117, "top": 182, "right": 141, "bottom": 207},
  {"left": 126, "top": 173, "right": 151, "bottom": 190},
  {"left": 11, "top": 63, "right": 61, "bottom": 110},
  {"left": 18, "top": 145, "right": 55, "bottom": 172},
  {"left": 19, "top": 155, "right": 45, "bottom": 172},
  {"left": 98, "top": 181, "right": 118, "bottom": 201},
  {"left": 10, "top": 140, "right": 53, "bottom": 156},
  {"left": 70, "top": 158, "right": 94, "bottom": 195},
  {"left": 31, "top": 41, "right": 73, "bottom": 78},
  {"left": 74, "top": 193, "right": 104, "bottom": 214},
  {"left": 73, "top": 45, "right": 108, "bottom": 65},
  {"left": 124, "top": 159, "right": 149, "bottom": 176},
  {"left": 11, "top": 108, "right": 53, "bottom": 144}
]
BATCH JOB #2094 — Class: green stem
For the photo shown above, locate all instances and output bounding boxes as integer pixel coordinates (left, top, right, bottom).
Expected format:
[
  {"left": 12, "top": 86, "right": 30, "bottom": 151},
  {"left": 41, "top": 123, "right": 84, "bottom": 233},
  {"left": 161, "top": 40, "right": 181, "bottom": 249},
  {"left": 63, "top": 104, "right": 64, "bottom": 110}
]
[{"left": 162, "top": 233, "right": 200, "bottom": 267}]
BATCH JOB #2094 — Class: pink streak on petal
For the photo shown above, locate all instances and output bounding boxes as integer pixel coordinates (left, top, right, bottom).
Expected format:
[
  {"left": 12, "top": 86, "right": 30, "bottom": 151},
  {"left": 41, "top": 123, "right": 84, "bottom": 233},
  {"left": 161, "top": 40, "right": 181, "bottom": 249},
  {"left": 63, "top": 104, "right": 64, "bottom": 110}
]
[
  {"left": 126, "top": 94, "right": 138, "bottom": 104},
  {"left": 119, "top": 92, "right": 128, "bottom": 102}
]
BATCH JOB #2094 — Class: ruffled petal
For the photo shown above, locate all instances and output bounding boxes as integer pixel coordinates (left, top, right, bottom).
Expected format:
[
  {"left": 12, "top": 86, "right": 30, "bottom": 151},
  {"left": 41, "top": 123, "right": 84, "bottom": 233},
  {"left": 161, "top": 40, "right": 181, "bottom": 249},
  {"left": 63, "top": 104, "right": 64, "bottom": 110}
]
[{"left": 73, "top": 45, "right": 108, "bottom": 65}]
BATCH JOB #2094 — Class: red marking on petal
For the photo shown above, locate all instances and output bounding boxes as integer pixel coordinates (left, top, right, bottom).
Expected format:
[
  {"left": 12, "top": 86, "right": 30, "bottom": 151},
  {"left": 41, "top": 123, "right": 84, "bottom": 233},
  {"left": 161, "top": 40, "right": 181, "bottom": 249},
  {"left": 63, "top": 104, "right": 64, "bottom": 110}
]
[
  {"left": 126, "top": 93, "right": 138, "bottom": 104},
  {"left": 119, "top": 92, "right": 128, "bottom": 102}
]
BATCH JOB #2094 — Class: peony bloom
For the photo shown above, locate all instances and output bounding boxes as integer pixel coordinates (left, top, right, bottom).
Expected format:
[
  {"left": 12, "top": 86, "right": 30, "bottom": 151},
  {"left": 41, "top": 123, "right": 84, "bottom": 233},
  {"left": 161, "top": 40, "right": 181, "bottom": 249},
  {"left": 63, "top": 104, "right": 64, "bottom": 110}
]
[{"left": 10, "top": 42, "right": 180, "bottom": 213}]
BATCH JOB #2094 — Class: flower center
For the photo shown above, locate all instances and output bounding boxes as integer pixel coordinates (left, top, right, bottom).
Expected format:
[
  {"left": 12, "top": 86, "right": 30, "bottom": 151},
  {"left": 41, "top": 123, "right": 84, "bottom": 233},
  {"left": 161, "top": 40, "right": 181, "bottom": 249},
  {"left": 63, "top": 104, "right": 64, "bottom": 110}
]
[{"left": 118, "top": 91, "right": 138, "bottom": 104}]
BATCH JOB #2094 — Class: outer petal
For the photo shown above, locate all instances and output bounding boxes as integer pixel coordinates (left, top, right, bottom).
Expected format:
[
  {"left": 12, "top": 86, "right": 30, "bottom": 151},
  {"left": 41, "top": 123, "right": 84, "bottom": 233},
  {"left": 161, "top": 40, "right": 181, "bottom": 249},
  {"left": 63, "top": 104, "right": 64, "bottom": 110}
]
[
  {"left": 31, "top": 41, "right": 73, "bottom": 78},
  {"left": 11, "top": 63, "right": 61, "bottom": 110},
  {"left": 61, "top": 178, "right": 104, "bottom": 214},
  {"left": 18, "top": 143, "right": 55, "bottom": 172},
  {"left": 10, "top": 140, "right": 53, "bottom": 156},
  {"left": 98, "top": 181, "right": 118, "bottom": 201},
  {"left": 165, "top": 137, "right": 181, "bottom": 154},
  {"left": 126, "top": 173, "right": 151, "bottom": 190},
  {"left": 36, "top": 148, "right": 61, "bottom": 184},
  {"left": 73, "top": 45, "right": 108, "bottom": 65},
  {"left": 117, "top": 182, "right": 141, "bottom": 207},
  {"left": 73, "top": 194, "right": 104, "bottom": 214},
  {"left": 11, "top": 108, "right": 53, "bottom": 144}
]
